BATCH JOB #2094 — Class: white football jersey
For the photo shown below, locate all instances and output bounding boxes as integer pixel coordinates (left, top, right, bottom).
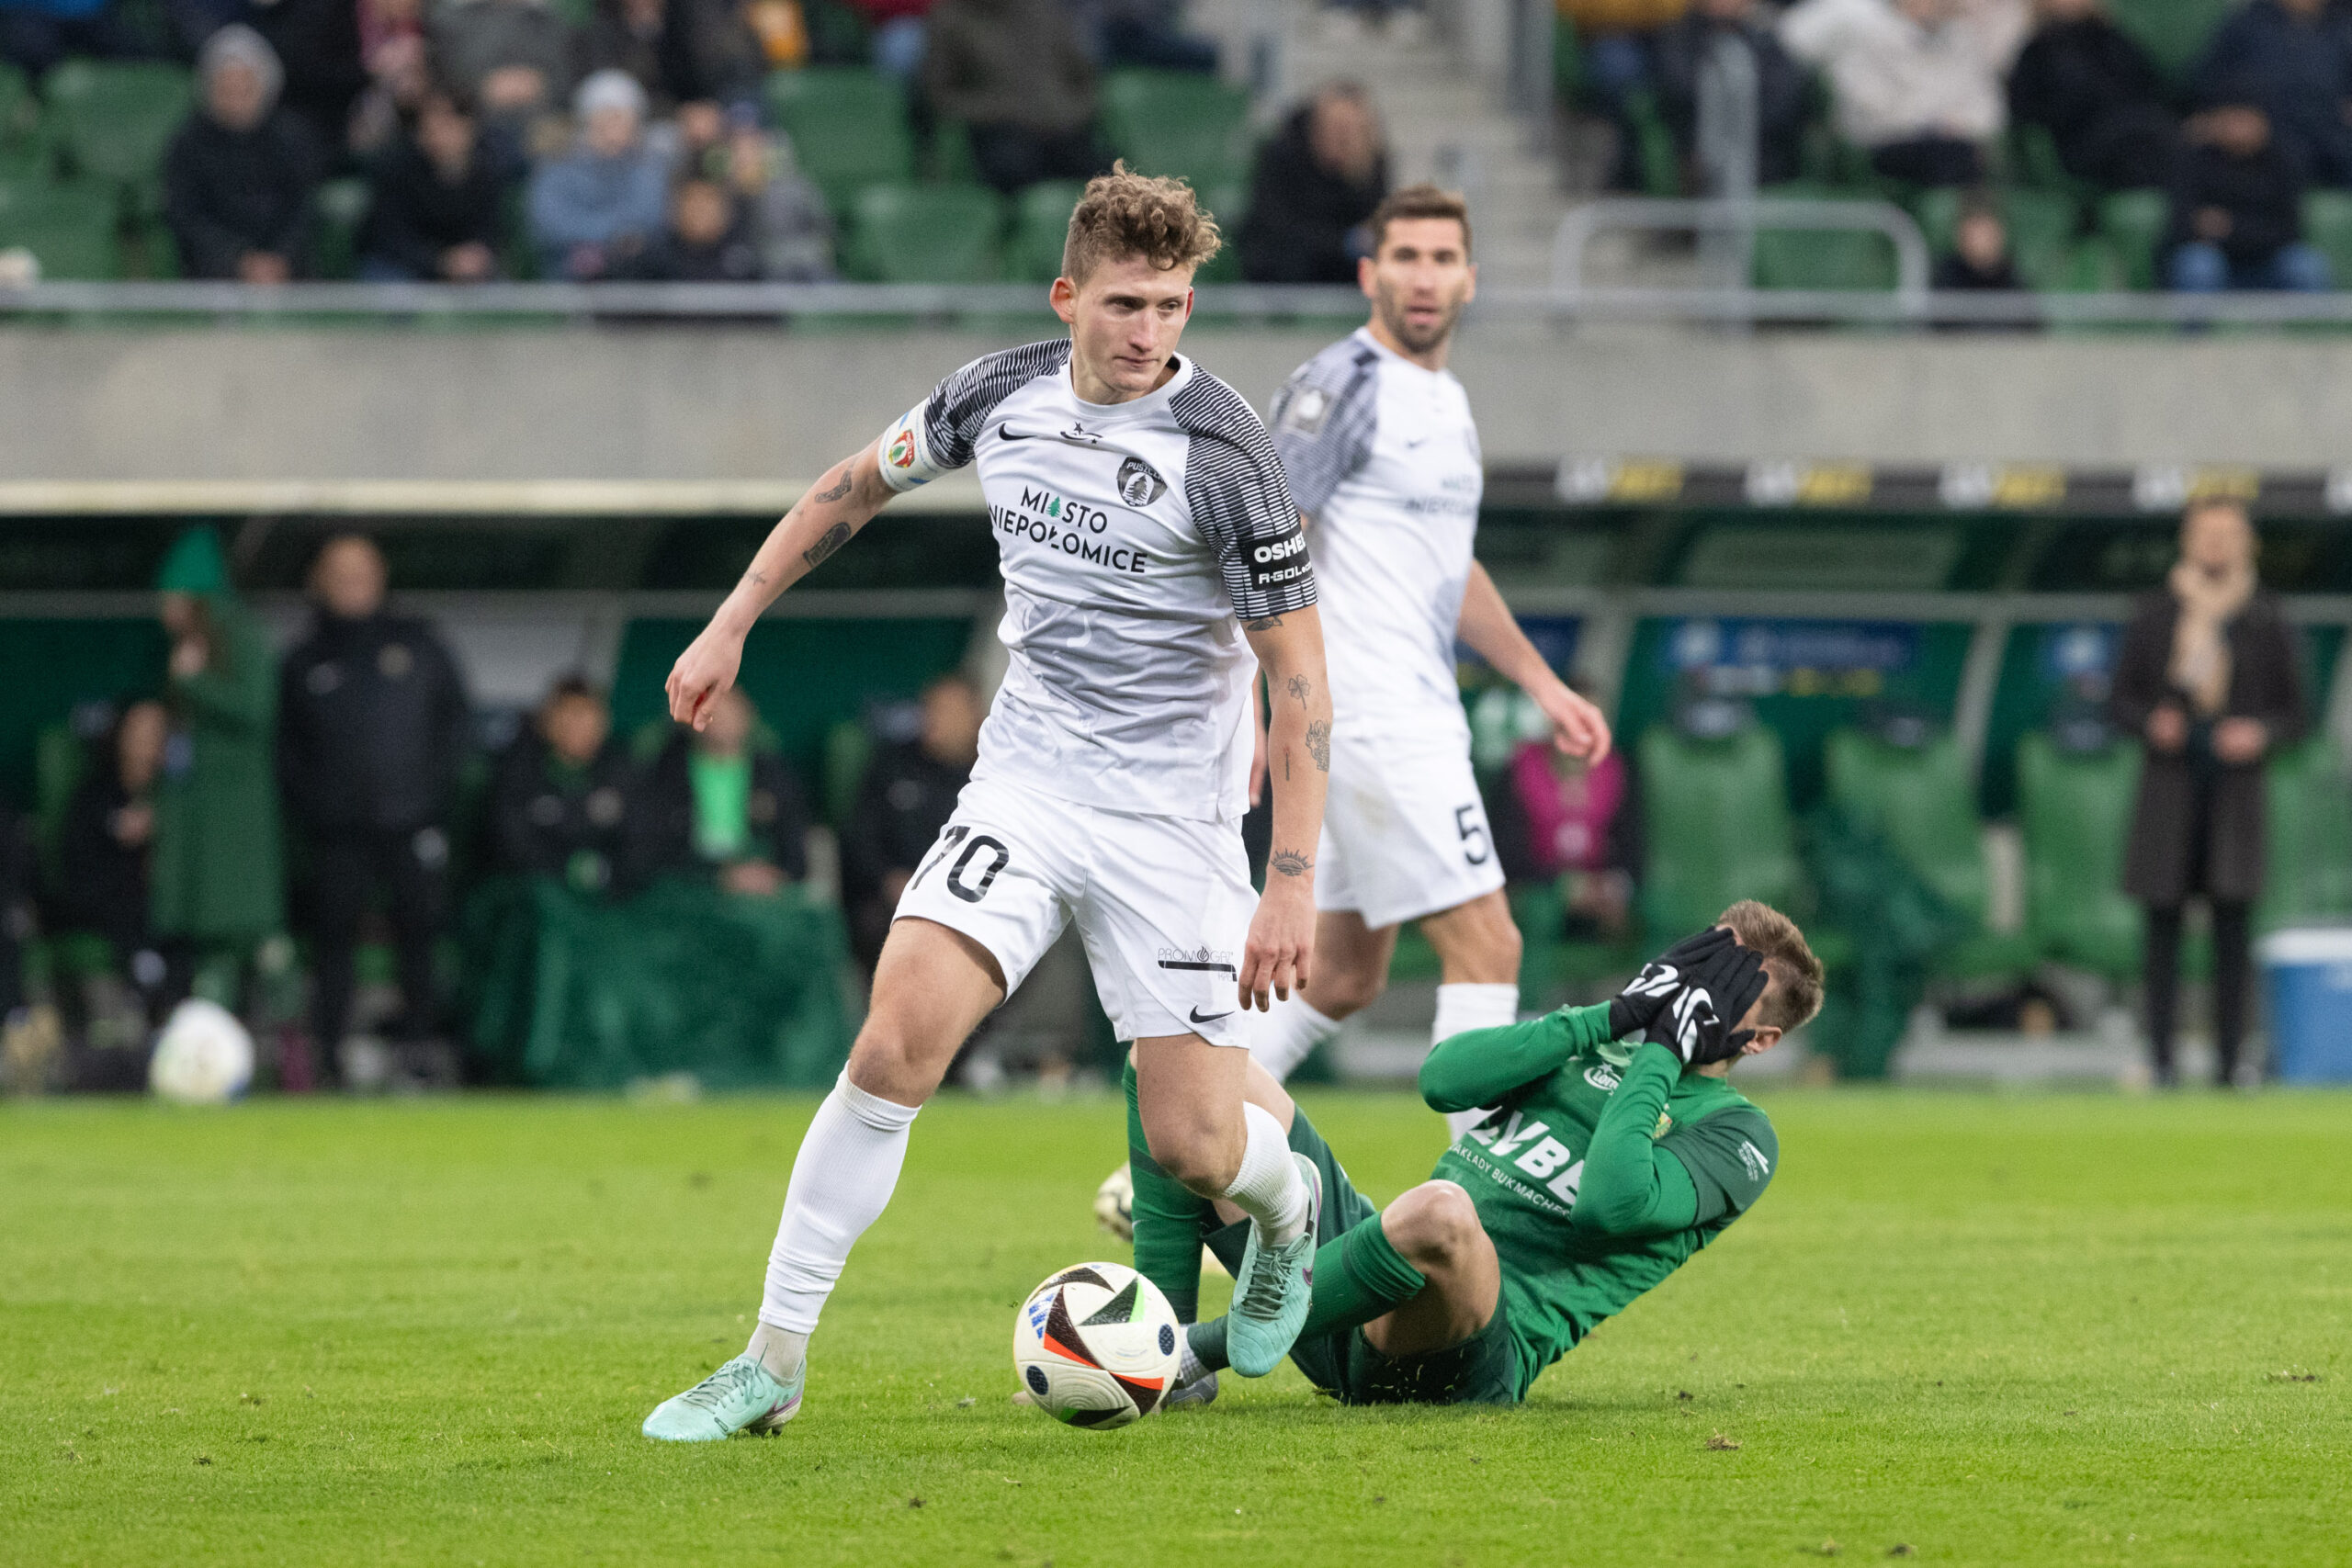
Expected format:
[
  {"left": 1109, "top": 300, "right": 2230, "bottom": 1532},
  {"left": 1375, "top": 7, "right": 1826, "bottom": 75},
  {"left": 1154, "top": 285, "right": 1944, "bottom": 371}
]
[
  {"left": 1268, "top": 327, "right": 1483, "bottom": 744},
  {"left": 876, "top": 341, "right": 1315, "bottom": 822}
]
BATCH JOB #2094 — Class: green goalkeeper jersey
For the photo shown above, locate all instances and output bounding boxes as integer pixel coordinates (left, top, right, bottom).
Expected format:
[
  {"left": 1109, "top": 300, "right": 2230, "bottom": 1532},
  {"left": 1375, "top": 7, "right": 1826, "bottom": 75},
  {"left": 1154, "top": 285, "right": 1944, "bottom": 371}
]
[{"left": 1424, "top": 1003, "right": 1779, "bottom": 1396}]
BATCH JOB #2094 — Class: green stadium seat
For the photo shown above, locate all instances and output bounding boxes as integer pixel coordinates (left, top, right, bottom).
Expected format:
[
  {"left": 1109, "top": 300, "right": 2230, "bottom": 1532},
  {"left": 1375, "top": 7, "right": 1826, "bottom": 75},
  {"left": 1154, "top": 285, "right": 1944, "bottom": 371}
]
[
  {"left": 1637, "top": 722, "right": 1804, "bottom": 939},
  {"left": 43, "top": 60, "right": 192, "bottom": 207},
  {"left": 842, "top": 182, "right": 1001, "bottom": 281},
  {"left": 763, "top": 67, "right": 915, "bottom": 213},
  {"left": 2017, "top": 730, "right": 2143, "bottom": 975},
  {"left": 0, "top": 60, "right": 31, "bottom": 139},
  {"left": 2301, "top": 190, "right": 2352, "bottom": 294},
  {"left": 1824, "top": 727, "right": 2037, "bottom": 978},
  {"left": 2097, "top": 188, "right": 2168, "bottom": 289},
  {"left": 2109, "top": 0, "right": 2233, "bottom": 81},
  {"left": 1194, "top": 179, "right": 1247, "bottom": 282},
  {"left": 312, "top": 176, "right": 372, "bottom": 280},
  {"left": 0, "top": 180, "right": 120, "bottom": 278},
  {"left": 2257, "top": 739, "right": 2352, "bottom": 931},
  {"left": 1750, "top": 186, "right": 1899, "bottom": 290},
  {"left": 1099, "top": 69, "right": 1253, "bottom": 187},
  {"left": 1003, "top": 178, "right": 1083, "bottom": 282}
]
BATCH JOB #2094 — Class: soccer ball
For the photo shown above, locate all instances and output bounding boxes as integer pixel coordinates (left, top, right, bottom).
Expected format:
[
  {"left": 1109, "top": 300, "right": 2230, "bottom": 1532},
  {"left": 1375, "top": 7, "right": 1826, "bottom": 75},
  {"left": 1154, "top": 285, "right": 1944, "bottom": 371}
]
[
  {"left": 1012, "top": 1261, "right": 1182, "bottom": 1429},
  {"left": 1093, "top": 1163, "right": 1135, "bottom": 1240},
  {"left": 149, "top": 998, "right": 255, "bottom": 1105}
]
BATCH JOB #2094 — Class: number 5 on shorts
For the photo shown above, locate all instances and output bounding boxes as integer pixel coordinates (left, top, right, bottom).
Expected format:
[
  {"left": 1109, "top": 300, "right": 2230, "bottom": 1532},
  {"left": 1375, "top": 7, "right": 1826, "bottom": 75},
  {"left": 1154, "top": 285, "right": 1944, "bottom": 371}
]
[{"left": 1454, "top": 804, "right": 1491, "bottom": 867}]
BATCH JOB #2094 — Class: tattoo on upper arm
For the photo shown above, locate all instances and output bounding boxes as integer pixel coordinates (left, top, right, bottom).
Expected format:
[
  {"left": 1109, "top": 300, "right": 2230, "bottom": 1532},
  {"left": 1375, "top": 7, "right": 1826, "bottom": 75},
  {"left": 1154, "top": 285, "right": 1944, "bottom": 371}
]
[
  {"left": 802, "top": 521, "right": 852, "bottom": 569},
  {"left": 1271, "top": 848, "right": 1313, "bottom": 877},
  {"left": 1306, "top": 719, "right": 1330, "bottom": 773},
  {"left": 1285, "top": 674, "right": 1310, "bottom": 706},
  {"left": 1242, "top": 615, "right": 1284, "bottom": 631},
  {"left": 812, "top": 470, "right": 854, "bottom": 503}
]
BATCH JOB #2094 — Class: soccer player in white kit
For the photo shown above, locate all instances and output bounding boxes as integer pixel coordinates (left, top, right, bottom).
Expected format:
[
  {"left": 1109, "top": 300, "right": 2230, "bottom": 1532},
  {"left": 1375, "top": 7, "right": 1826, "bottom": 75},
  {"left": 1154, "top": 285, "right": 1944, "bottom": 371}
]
[
  {"left": 641, "top": 170, "right": 1333, "bottom": 1439},
  {"left": 1250, "top": 185, "right": 1611, "bottom": 1134}
]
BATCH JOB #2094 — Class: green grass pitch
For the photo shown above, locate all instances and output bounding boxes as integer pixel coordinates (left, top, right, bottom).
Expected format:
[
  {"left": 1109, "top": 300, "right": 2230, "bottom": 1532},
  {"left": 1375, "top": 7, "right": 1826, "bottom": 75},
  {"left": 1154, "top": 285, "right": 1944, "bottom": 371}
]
[{"left": 5, "top": 1088, "right": 2348, "bottom": 1566}]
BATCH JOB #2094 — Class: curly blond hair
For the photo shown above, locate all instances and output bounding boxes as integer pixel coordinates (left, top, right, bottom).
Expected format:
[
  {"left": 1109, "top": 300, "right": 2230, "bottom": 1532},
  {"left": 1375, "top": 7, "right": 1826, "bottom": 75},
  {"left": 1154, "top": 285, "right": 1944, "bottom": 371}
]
[{"left": 1062, "top": 162, "right": 1223, "bottom": 283}]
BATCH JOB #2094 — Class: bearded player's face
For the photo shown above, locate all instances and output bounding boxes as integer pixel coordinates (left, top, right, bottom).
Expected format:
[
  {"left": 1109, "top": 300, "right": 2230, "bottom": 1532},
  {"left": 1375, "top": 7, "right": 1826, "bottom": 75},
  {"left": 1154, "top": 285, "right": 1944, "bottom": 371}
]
[{"left": 1363, "top": 217, "right": 1476, "bottom": 354}]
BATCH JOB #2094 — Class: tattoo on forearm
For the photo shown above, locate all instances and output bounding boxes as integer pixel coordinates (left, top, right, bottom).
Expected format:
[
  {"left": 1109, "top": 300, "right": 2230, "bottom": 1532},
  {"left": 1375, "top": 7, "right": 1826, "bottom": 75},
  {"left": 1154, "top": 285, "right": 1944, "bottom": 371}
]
[
  {"left": 1271, "top": 848, "right": 1313, "bottom": 877},
  {"left": 1242, "top": 615, "right": 1284, "bottom": 631},
  {"left": 802, "top": 521, "right": 852, "bottom": 569},
  {"left": 1306, "top": 719, "right": 1330, "bottom": 773},
  {"left": 812, "top": 470, "right": 853, "bottom": 503},
  {"left": 1286, "top": 674, "right": 1310, "bottom": 706},
  {"left": 747, "top": 569, "right": 768, "bottom": 587}
]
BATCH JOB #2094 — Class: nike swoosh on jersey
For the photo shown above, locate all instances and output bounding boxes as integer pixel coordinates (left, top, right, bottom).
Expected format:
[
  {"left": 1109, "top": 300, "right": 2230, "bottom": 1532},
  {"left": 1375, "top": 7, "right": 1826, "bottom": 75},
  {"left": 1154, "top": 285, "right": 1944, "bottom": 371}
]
[
  {"left": 1189, "top": 1007, "right": 1235, "bottom": 1025},
  {"left": 997, "top": 422, "right": 1102, "bottom": 446}
]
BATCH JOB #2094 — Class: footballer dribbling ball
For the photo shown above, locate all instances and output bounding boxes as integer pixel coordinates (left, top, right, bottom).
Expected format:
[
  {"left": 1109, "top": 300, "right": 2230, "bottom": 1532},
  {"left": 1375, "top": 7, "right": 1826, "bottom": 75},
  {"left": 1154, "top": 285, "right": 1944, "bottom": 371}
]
[
  {"left": 149, "top": 998, "right": 255, "bottom": 1105},
  {"left": 1012, "top": 1261, "right": 1182, "bottom": 1429}
]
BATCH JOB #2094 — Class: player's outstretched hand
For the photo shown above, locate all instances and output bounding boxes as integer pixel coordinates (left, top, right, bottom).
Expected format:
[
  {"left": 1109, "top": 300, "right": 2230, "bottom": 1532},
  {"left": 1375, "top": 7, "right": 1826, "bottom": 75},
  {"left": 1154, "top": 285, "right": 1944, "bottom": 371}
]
[
  {"left": 1537, "top": 681, "right": 1612, "bottom": 763},
  {"left": 1654, "top": 941, "right": 1770, "bottom": 1066},
  {"left": 1238, "top": 879, "right": 1314, "bottom": 1013},
  {"left": 666, "top": 624, "right": 745, "bottom": 731},
  {"left": 1608, "top": 926, "right": 1736, "bottom": 1042}
]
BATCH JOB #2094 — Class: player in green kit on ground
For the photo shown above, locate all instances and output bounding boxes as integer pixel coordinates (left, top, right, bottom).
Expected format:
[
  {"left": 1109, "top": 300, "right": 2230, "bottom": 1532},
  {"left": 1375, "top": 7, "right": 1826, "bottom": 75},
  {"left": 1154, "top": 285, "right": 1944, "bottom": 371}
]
[{"left": 1127, "top": 902, "right": 1822, "bottom": 1406}]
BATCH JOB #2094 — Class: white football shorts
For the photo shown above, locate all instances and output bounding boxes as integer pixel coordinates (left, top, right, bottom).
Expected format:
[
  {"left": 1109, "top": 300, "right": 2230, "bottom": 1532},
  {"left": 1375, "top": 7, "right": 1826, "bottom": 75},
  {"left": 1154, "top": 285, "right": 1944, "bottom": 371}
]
[
  {"left": 892, "top": 776, "right": 1259, "bottom": 1047},
  {"left": 1316, "top": 728, "right": 1506, "bottom": 931}
]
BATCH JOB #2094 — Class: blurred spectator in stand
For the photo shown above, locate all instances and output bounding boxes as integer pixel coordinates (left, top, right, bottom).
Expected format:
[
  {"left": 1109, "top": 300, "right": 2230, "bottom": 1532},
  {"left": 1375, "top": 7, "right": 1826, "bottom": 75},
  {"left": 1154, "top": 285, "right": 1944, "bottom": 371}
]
[
  {"left": 359, "top": 91, "right": 509, "bottom": 278},
  {"left": 1083, "top": 0, "right": 1217, "bottom": 72},
  {"left": 2111, "top": 499, "right": 2303, "bottom": 1087},
  {"left": 55, "top": 701, "right": 183, "bottom": 1021},
  {"left": 1238, "top": 81, "right": 1389, "bottom": 282},
  {"left": 527, "top": 68, "right": 667, "bottom": 277},
  {"left": 432, "top": 0, "right": 578, "bottom": 130},
  {"left": 490, "top": 675, "right": 638, "bottom": 895},
  {"left": 277, "top": 535, "right": 470, "bottom": 1077},
  {"left": 1652, "top": 0, "right": 1809, "bottom": 189},
  {"left": 576, "top": 0, "right": 762, "bottom": 118},
  {"left": 713, "top": 112, "right": 834, "bottom": 277},
  {"left": 254, "top": 0, "right": 368, "bottom": 159},
  {"left": 1780, "top": 0, "right": 2028, "bottom": 187},
  {"left": 149, "top": 527, "right": 284, "bottom": 1003},
  {"left": 2007, "top": 0, "right": 2176, "bottom": 191},
  {"left": 347, "top": 0, "right": 433, "bottom": 158},
  {"left": 165, "top": 25, "right": 324, "bottom": 282},
  {"left": 634, "top": 688, "right": 810, "bottom": 894},
  {"left": 1557, "top": 0, "right": 1687, "bottom": 188},
  {"left": 841, "top": 673, "right": 979, "bottom": 973},
  {"left": 2192, "top": 0, "right": 2352, "bottom": 188},
  {"left": 849, "top": 0, "right": 932, "bottom": 79},
  {"left": 629, "top": 172, "right": 761, "bottom": 276},
  {"left": 2165, "top": 89, "right": 2330, "bottom": 291},
  {"left": 1934, "top": 191, "right": 2021, "bottom": 287},
  {"left": 923, "top": 0, "right": 1103, "bottom": 193},
  {"left": 0, "top": 0, "right": 153, "bottom": 79},
  {"left": 1505, "top": 734, "right": 1639, "bottom": 942}
]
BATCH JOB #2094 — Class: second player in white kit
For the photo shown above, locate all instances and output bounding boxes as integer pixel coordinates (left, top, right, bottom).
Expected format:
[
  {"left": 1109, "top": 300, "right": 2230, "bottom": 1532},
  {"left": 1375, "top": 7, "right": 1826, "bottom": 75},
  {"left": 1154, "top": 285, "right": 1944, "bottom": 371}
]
[{"left": 1249, "top": 186, "right": 1612, "bottom": 1132}]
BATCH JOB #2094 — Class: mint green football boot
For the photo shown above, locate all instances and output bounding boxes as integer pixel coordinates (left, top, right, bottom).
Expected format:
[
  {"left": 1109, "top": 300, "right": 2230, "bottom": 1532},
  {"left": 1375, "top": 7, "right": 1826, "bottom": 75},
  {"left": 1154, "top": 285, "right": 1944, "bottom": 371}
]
[
  {"left": 1224, "top": 1152, "right": 1322, "bottom": 1379},
  {"left": 641, "top": 1354, "right": 802, "bottom": 1441}
]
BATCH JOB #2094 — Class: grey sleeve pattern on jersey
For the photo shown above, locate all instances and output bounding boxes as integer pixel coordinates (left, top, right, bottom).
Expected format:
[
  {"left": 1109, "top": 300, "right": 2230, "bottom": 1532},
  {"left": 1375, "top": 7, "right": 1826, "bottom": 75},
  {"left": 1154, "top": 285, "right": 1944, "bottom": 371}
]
[
  {"left": 920, "top": 339, "right": 1073, "bottom": 468},
  {"left": 1268, "top": 342, "right": 1379, "bottom": 518},
  {"left": 1170, "top": 371, "right": 1318, "bottom": 622}
]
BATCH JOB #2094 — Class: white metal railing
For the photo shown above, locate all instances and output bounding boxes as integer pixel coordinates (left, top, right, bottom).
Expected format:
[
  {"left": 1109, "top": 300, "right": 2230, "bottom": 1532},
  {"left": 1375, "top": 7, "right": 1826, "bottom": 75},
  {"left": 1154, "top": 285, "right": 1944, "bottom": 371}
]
[
  {"left": 11, "top": 276, "right": 2352, "bottom": 327},
  {"left": 1551, "top": 196, "right": 1933, "bottom": 300}
]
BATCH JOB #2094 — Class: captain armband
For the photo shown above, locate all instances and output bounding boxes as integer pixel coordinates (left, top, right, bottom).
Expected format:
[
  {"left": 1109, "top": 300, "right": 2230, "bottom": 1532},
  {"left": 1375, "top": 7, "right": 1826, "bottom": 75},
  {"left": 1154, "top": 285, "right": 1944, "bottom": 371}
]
[{"left": 873, "top": 402, "right": 952, "bottom": 492}]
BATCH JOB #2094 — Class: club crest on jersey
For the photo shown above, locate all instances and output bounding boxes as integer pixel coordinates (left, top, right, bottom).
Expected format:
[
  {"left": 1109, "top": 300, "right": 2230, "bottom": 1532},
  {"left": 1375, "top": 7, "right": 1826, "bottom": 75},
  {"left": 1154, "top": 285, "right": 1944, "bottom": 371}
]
[
  {"left": 1116, "top": 456, "right": 1167, "bottom": 507},
  {"left": 1278, "top": 386, "right": 1330, "bottom": 435}
]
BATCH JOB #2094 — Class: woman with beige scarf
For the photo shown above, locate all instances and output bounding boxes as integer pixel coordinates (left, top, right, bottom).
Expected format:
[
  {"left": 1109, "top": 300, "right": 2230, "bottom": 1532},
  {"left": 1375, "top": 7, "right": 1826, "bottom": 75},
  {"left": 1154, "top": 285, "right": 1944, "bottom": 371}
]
[{"left": 2110, "top": 499, "right": 2305, "bottom": 1087}]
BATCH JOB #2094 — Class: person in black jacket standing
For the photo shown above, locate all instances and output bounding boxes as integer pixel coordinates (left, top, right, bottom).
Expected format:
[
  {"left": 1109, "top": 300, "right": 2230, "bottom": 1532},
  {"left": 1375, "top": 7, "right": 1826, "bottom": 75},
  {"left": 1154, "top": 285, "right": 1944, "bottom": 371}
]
[
  {"left": 840, "top": 673, "right": 980, "bottom": 973},
  {"left": 2110, "top": 499, "right": 2305, "bottom": 1086},
  {"left": 278, "top": 535, "right": 470, "bottom": 1069},
  {"left": 2007, "top": 0, "right": 2177, "bottom": 192}
]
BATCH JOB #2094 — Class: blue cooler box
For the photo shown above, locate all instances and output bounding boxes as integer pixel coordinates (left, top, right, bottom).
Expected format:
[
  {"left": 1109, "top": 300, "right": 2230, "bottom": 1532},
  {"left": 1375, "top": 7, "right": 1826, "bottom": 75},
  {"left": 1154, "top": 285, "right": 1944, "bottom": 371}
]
[{"left": 2259, "top": 928, "right": 2352, "bottom": 1083}]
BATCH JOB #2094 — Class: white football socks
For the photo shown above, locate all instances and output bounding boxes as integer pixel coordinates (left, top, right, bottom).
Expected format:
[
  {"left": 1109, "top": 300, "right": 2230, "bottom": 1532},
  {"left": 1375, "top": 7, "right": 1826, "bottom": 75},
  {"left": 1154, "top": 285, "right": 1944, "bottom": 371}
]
[
  {"left": 1220, "top": 1100, "right": 1312, "bottom": 1245},
  {"left": 1250, "top": 995, "right": 1342, "bottom": 1081},
  {"left": 756, "top": 1070, "right": 922, "bottom": 1344},
  {"left": 1433, "top": 981, "right": 1519, "bottom": 1141}
]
